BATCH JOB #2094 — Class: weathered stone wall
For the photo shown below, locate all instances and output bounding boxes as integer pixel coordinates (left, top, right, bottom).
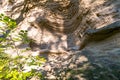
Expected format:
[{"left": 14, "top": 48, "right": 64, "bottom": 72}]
[
  {"left": 0, "top": 0, "right": 120, "bottom": 51},
  {"left": 1, "top": 0, "right": 120, "bottom": 79}
]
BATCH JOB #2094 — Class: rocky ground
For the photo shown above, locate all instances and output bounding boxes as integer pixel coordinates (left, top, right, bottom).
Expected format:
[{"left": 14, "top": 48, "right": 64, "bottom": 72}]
[{"left": 38, "top": 32, "right": 120, "bottom": 80}]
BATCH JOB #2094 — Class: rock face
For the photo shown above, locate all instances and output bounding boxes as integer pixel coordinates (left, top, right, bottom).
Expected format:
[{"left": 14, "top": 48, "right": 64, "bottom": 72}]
[
  {"left": 79, "top": 20, "right": 120, "bottom": 49},
  {"left": 1, "top": 0, "right": 120, "bottom": 51},
  {"left": 37, "top": 23, "right": 120, "bottom": 80},
  {"left": 1, "top": 0, "right": 120, "bottom": 80}
]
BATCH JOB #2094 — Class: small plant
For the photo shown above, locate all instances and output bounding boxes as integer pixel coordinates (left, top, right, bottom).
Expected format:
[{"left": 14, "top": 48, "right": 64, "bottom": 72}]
[
  {"left": 0, "top": 14, "right": 46, "bottom": 80},
  {"left": 0, "top": 54, "right": 45, "bottom": 80},
  {"left": 0, "top": 14, "right": 16, "bottom": 41},
  {"left": 19, "top": 30, "right": 31, "bottom": 44}
]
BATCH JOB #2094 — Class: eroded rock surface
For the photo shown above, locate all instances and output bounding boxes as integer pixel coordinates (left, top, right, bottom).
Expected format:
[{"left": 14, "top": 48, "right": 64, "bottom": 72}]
[
  {"left": 1, "top": 0, "right": 120, "bottom": 51},
  {"left": 79, "top": 20, "right": 120, "bottom": 49},
  {"left": 38, "top": 32, "right": 120, "bottom": 80},
  {"left": 0, "top": 0, "right": 120, "bottom": 80}
]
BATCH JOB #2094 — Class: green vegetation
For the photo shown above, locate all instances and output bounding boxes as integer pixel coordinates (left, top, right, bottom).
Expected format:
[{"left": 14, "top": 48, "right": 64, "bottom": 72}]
[
  {"left": 0, "top": 14, "right": 46, "bottom": 80},
  {"left": 0, "top": 54, "right": 46, "bottom": 80}
]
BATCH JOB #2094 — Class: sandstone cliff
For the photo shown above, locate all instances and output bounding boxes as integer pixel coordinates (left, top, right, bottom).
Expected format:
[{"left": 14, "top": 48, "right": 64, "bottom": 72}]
[{"left": 0, "top": 0, "right": 120, "bottom": 79}]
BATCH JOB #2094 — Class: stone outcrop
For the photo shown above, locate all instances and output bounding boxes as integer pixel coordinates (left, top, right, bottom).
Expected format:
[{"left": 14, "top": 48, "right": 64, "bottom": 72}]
[
  {"left": 36, "top": 20, "right": 120, "bottom": 80},
  {"left": 79, "top": 20, "right": 120, "bottom": 50},
  {"left": 0, "top": 0, "right": 120, "bottom": 80},
  {"left": 1, "top": 0, "right": 120, "bottom": 51}
]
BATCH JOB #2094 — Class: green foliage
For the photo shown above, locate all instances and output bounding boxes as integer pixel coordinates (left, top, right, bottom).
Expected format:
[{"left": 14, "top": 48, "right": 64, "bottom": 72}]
[
  {"left": 19, "top": 30, "right": 31, "bottom": 44},
  {"left": 0, "top": 54, "right": 44, "bottom": 80},
  {"left": 0, "top": 14, "right": 16, "bottom": 41},
  {"left": 0, "top": 14, "right": 46, "bottom": 80},
  {"left": 0, "top": 14, "right": 16, "bottom": 29}
]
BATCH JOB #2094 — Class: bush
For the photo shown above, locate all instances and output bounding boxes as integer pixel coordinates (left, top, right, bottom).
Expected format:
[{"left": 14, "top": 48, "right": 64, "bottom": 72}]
[{"left": 0, "top": 14, "right": 46, "bottom": 80}]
